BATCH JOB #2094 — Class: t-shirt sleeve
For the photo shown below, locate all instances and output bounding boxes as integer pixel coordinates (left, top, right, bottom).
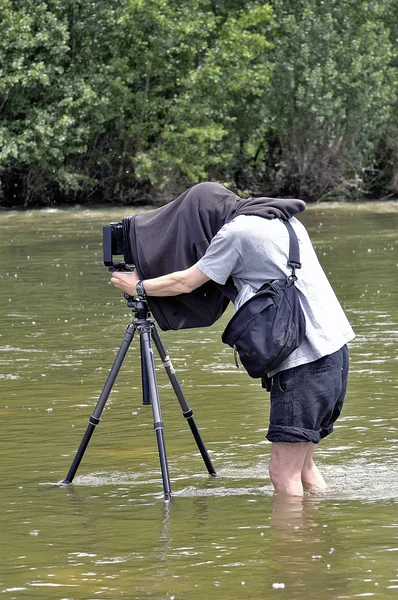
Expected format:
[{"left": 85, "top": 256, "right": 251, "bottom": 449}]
[{"left": 196, "top": 222, "right": 240, "bottom": 284}]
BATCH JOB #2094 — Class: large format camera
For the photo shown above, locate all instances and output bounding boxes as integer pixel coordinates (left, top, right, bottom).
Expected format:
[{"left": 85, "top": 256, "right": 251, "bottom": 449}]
[
  {"left": 103, "top": 217, "right": 132, "bottom": 270},
  {"left": 101, "top": 183, "right": 238, "bottom": 330}
]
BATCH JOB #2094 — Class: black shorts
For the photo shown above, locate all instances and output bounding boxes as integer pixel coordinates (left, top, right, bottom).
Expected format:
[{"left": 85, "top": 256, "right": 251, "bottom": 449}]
[{"left": 267, "top": 345, "right": 349, "bottom": 444}]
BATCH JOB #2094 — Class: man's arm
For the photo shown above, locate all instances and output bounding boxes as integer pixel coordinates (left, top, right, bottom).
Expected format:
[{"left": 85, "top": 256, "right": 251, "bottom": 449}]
[{"left": 110, "top": 264, "right": 210, "bottom": 297}]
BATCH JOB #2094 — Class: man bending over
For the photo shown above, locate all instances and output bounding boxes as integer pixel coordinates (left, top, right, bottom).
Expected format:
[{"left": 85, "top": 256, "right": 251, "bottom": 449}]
[{"left": 110, "top": 183, "right": 355, "bottom": 496}]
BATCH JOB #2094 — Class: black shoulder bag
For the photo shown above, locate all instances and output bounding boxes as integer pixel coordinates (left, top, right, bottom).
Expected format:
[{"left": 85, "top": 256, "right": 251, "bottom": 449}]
[{"left": 221, "top": 219, "right": 306, "bottom": 381}]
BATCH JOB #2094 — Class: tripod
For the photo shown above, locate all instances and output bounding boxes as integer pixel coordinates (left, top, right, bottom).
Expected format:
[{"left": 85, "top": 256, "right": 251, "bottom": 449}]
[{"left": 62, "top": 295, "right": 217, "bottom": 498}]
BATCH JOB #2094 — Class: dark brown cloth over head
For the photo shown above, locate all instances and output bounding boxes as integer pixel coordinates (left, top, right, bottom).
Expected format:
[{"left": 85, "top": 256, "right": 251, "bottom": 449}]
[{"left": 127, "top": 182, "right": 305, "bottom": 330}]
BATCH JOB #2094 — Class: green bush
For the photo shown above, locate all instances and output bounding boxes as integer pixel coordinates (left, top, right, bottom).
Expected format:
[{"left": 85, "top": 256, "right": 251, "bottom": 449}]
[
  {"left": 0, "top": 0, "right": 274, "bottom": 206},
  {"left": 0, "top": 0, "right": 397, "bottom": 206},
  {"left": 253, "top": 0, "right": 397, "bottom": 200}
]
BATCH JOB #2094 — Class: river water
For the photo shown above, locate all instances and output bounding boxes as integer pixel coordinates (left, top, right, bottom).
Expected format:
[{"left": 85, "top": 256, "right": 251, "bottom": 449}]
[{"left": 0, "top": 201, "right": 397, "bottom": 600}]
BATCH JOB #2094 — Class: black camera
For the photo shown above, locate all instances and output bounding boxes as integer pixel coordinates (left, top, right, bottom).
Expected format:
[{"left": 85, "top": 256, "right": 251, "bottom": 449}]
[{"left": 103, "top": 217, "right": 133, "bottom": 270}]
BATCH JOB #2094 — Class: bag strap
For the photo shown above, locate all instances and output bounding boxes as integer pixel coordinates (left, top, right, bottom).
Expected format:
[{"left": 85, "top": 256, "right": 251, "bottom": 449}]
[
  {"left": 282, "top": 219, "right": 301, "bottom": 277},
  {"left": 221, "top": 217, "right": 302, "bottom": 302}
]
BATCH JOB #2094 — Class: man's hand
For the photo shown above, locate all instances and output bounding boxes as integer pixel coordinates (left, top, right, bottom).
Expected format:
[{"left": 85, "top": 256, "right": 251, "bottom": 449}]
[
  {"left": 110, "top": 270, "right": 140, "bottom": 296},
  {"left": 110, "top": 264, "right": 210, "bottom": 298}
]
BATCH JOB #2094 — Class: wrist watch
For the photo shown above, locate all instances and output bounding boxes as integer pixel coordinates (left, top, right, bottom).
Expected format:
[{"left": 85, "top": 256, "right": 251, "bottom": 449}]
[{"left": 135, "top": 280, "right": 146, "bottom": 296}]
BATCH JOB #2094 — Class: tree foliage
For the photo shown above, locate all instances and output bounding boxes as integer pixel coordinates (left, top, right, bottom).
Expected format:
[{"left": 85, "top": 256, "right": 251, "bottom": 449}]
[
  {"left": 260, "top": 0, "right": 397, "bottom": 200},
  {"left": 0, "top": 0, "right": 397, "bottom": 206}
]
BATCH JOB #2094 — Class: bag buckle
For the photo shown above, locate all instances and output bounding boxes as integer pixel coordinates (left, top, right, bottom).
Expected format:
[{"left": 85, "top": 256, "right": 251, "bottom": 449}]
[{"left": 233, "top": 346, "right": 240, "bottom": 369}]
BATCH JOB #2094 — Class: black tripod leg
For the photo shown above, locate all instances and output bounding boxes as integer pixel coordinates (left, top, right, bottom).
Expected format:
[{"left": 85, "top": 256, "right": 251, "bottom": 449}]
[
  {"left": 140, "top": 324, "right": 172, "bottom": 499},
  {"left": 151, "top": 325, "right": 217, "bottom": 477},
  {"left": 62, "top": 322, "right": 137, "bottom": 484},
  {"left": 140, "top": 335, "right": 150, "bottom": 405}
]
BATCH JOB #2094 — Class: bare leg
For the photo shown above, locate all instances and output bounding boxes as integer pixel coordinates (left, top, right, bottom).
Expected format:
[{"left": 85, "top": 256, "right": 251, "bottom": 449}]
[
  {"left": 301, "top": 443, "right": 327, "bottom": 492},
  {"left": 269, "top": 442, "right": 311, "bottom": 496}
]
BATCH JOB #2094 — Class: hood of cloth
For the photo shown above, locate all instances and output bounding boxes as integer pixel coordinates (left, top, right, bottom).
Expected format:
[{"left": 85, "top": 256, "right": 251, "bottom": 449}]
[{"left": 125, "top": 182, "right": 305, "bottom": 330}]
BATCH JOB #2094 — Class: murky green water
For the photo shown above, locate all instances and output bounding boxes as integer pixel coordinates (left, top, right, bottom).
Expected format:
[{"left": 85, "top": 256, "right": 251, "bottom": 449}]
[{"left": 0, "top": 202, "right": 397, "bottom": 599}]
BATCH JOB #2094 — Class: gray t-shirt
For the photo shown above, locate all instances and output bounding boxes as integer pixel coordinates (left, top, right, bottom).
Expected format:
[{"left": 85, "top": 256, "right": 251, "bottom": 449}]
[{"left": 196, "top": 215, "right": 355, "bottom": 375}]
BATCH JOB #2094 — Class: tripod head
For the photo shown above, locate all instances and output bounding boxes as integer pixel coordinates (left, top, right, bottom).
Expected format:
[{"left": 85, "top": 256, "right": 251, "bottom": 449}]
[
  {"left": 108, "top": 265, "right": 151, "bottom": 320},
  {"left": 125, "top": 294, "right": 151, "bottom": 319}
]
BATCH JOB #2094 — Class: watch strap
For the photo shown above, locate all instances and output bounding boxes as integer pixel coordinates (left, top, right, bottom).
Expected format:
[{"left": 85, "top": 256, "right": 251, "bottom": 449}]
[{"left": 136, "top": 280, "right": 146, "bottom": 296}]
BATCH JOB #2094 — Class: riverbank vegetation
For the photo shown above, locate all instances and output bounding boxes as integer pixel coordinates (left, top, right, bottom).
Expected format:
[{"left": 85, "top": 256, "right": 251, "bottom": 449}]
[{"left": 1, "top": 0, "right": 397, "bottom": 207}]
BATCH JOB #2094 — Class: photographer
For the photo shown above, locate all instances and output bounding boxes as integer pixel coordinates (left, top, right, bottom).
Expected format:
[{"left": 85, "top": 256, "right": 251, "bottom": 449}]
[{"left": 111, "top": 182, "right": 355, "bottom": 497}]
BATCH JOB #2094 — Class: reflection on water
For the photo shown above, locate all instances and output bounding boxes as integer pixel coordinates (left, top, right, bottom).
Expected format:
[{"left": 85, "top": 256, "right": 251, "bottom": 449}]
[{"left": 0, "top": 202, "right": 397, "bottom": 599}]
